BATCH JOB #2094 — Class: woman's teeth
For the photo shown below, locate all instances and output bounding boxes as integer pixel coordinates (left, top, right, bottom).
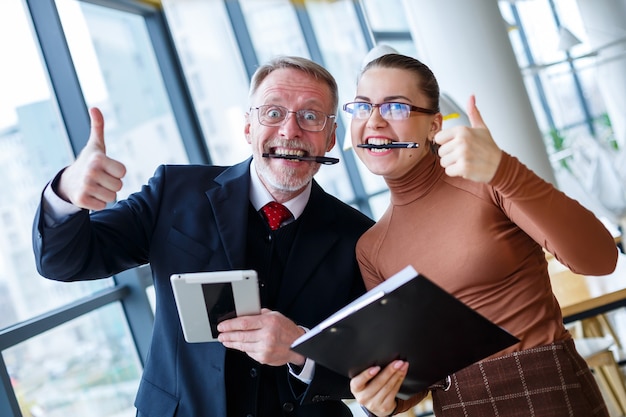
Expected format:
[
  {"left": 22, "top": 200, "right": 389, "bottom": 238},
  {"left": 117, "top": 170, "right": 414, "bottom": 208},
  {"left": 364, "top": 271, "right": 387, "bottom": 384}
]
[
  {"left": 366, "top": 139, "right": 392, "bottom": 152},
  {"left": 367, "top": 138, "right": 392, "bottom": 146}
]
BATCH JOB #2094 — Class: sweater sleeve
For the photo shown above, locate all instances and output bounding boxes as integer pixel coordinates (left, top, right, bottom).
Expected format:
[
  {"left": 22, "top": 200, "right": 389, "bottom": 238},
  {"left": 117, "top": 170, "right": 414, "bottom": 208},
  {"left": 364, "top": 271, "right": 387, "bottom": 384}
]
[{"left": 489, "top": 152, "right": 618, "bottom": 275}]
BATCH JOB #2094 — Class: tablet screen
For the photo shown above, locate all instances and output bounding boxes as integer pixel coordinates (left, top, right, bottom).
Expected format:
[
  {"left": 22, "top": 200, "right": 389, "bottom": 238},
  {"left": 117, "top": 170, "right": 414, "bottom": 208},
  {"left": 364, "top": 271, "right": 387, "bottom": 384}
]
[{"left": 202, "top": 282, "right": 237, "bottom": 337}]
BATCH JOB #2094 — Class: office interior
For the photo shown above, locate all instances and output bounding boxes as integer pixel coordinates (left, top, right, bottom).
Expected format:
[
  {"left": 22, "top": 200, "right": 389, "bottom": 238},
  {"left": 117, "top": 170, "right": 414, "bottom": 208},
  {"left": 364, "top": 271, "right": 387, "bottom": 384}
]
[{"left": 1, "top": 0, "right": 625, "bottom": 416}]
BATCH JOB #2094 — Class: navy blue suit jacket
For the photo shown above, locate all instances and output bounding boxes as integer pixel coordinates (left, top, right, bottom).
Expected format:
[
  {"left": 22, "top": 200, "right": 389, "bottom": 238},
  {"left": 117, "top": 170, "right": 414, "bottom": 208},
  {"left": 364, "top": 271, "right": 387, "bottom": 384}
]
[{"left": 33, "top": 158, "right": 374, "bottom": 417}]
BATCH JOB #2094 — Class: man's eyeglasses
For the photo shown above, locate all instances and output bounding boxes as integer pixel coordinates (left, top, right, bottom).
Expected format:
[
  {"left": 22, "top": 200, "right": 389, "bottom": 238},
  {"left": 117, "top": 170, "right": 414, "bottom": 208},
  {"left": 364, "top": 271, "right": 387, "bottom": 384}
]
[
  {"left": 250, "top": 105, "right": 335, "bottom": 132},
  {"left": 342, "top": 102, "right": 438, "bottom": 121}
]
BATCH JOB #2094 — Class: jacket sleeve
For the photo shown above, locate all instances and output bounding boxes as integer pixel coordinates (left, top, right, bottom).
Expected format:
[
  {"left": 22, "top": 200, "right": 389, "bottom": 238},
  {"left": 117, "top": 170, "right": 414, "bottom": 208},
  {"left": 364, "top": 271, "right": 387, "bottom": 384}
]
[{"left": 33, "top": 166, "right": 166, "bottom": 281}]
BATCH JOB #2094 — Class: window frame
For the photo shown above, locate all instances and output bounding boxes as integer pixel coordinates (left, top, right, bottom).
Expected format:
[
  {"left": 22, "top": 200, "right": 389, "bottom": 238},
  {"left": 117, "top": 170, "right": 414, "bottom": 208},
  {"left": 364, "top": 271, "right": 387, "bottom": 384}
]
[{"left": 0, "top": 1, "right": 200, "bottom": 415}]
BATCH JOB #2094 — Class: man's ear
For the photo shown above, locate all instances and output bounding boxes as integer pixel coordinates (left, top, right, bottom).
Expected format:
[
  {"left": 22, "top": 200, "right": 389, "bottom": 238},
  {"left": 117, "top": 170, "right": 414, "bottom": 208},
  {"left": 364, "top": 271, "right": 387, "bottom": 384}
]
[
  {"left": 326, "top": 122, "right": 337, "bottom": 152},
  {"left": 244, "top": 113, "right": 252, "bottom": 144}
]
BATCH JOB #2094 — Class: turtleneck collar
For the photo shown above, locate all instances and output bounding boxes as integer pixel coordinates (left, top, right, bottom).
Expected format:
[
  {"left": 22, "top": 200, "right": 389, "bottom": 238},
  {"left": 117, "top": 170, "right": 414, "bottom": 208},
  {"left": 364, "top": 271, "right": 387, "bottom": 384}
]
[{"left": 386, "top": 150, "right": 444, "bottom": 206}]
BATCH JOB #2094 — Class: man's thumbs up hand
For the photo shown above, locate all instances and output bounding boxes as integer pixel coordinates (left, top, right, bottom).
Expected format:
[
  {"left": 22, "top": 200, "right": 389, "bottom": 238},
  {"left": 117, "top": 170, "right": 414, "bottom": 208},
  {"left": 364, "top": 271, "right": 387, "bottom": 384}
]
[
  {"left": 58, "top": 107, "right": 127, "bottom": 210},
  {"left": 433, "top": 95, "right": 502, "bottom": 183},
  {"left": 86, "top": 106, "right": 107, "bottom": 154}
]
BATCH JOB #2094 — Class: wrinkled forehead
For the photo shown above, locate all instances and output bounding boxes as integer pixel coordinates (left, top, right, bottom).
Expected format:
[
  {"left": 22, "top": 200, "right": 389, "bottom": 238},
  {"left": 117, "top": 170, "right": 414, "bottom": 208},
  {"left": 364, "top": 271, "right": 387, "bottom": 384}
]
[{"left": 253, "top": 68, "right": 334, "bottom": 111}]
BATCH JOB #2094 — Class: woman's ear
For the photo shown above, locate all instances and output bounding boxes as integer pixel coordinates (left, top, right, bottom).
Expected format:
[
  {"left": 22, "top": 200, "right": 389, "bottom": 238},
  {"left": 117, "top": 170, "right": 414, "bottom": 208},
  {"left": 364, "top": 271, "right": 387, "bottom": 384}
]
[{"left": 429, "top": 113, "right": 443, "bottom": 140}]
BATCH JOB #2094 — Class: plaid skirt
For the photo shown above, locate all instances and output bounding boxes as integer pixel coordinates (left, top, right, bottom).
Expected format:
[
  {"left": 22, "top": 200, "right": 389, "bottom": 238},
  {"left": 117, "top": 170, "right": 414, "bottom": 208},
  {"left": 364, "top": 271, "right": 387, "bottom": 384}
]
[{"left": 430, "top": 338, "right": 609, "bottom": 417}]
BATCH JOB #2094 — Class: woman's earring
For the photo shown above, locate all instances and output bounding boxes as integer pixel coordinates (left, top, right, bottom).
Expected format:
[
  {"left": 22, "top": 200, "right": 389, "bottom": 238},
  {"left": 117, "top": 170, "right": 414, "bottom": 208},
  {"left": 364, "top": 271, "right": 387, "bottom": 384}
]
[{"left": 430, "top": 140, "right": 440, "bottom": 154}]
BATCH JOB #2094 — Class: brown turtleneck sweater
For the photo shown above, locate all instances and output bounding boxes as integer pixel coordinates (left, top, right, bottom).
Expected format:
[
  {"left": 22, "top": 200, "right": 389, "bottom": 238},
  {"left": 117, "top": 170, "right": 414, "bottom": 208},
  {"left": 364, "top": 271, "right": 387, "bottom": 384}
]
[{"left": 356, "top": 150, "right": 618, "bottom": 410}]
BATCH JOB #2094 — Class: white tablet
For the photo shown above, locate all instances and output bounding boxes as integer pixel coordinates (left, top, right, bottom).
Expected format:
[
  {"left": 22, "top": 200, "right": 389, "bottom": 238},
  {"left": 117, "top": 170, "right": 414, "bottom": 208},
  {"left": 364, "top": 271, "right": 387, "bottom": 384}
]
[{"left": 170, "top": 269, "right": 261, "bottom": 343}]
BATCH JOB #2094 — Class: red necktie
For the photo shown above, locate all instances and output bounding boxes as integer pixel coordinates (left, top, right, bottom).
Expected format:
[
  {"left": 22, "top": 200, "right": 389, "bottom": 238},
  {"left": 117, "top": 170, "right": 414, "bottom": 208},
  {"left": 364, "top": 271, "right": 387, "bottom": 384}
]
[{"left": 261, "top": 202, "right": 292, "bottom": 230}]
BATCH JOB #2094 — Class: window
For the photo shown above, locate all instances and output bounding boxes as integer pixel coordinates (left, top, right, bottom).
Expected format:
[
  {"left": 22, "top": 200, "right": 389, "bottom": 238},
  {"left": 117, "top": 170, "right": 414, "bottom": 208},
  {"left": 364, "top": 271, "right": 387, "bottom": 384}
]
[
  {"left": 5, "top": 305, "right": 142, "bottom": 417},
  {"left": 500, "top": 0, "right": 625, "bottom": 225},
  {"left": 0, "top": 0, "right": 108, "bottom": 332},
  {"left": 162, "top": 0, "right": 251, "bottom": 165},
  {"left": 57, "top": 0, "right": 189, "bottom": 197},
  {"left": 0, "top": 1, "right": 181, "bottom": 415}
]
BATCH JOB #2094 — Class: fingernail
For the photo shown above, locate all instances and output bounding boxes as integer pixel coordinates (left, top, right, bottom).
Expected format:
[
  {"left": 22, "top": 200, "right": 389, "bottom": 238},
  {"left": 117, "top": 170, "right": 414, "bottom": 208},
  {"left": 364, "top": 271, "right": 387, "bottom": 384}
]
[{"left": 369, "top": 366, "right": 381, "bottom": 375}]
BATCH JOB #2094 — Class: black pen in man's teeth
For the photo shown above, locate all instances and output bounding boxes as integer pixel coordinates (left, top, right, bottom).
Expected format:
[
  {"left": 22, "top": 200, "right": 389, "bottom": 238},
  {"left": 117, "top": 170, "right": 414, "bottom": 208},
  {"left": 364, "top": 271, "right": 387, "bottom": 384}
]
[
  {"left": 357, "top": 142, "right": 419, "bottom": 149},
  {"left": 262, "top": 153, "right": 339, "bottom": 165}
]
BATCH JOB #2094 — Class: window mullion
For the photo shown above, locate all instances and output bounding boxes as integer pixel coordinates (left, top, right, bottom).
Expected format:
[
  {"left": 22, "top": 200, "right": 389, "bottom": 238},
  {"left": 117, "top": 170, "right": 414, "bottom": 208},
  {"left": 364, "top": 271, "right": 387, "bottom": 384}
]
[{"left": 0, "top": 355, "right": 22, "bottom": 417}]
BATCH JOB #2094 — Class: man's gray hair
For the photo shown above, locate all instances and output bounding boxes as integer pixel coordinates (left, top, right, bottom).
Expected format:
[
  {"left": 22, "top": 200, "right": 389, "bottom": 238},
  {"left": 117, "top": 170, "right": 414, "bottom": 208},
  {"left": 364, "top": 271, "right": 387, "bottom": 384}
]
[{"left": 249, "top": 56, "right": 338, "bottom": 114}]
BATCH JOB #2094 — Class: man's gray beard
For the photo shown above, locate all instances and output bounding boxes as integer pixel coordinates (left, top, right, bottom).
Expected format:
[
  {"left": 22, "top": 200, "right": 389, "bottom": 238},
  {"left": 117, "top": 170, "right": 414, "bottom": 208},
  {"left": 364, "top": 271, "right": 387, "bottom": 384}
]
[{"left": 257, "top": 161, "right": 320, "bottom": 192}]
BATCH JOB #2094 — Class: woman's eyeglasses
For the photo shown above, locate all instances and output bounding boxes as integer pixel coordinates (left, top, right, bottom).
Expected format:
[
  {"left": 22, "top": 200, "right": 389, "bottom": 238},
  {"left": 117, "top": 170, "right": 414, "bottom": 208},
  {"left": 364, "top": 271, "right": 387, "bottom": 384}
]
[
  {"left": 343, "top": 102, "right": 438, "bottom": 121},
  {"left": 250, "top": 105, "right": 335, "bottom": 132}
]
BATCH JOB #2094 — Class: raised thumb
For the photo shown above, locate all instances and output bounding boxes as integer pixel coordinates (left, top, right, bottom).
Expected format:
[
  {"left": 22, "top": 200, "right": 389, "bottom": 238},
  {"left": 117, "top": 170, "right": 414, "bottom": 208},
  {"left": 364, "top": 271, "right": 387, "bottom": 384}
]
[
  {"left": 88, "top": 107, "right": 106, "bottom": 153},
  {"left": 467, "top": 95, "right": 487, "bottom": 129}
]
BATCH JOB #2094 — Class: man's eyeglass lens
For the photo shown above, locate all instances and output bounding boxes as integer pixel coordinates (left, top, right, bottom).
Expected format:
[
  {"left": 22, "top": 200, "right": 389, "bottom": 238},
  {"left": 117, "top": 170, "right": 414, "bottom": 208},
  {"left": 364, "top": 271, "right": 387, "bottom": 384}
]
[
  {"left": 343, "top": 102, "right": 437, "bottom": 120},
  {"left": 252, "top": 105, "right": 334, "bottom": 132}
]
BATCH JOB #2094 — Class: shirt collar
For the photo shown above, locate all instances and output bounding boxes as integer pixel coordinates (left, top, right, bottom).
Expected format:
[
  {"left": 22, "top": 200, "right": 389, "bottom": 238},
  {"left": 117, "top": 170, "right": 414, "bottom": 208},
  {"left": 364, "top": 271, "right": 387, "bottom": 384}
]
[{"left": 249, "top": 159, "right": 310, "bottom": 220}]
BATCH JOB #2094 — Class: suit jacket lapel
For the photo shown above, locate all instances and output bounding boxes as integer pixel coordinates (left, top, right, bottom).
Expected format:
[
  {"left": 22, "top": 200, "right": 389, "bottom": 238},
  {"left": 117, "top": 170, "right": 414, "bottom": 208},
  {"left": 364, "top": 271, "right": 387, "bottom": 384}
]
[
  {"left": 278, "top": 181, "right": 339, "bottom": 311},
  {"left": 206, "top": 163, "right": 342, "bottom": 309},
  {"left": 205, "top": 158, "right": 252, "bottom": 269}
]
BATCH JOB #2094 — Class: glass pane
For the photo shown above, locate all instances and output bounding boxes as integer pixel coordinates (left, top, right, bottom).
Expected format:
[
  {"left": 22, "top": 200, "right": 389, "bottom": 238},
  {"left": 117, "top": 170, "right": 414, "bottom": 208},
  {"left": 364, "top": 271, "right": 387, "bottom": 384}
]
[
  {"left": 369, "top": 190, "right": 391, "bottom": 221},
  {"left": 500, "top": 4, "right": 531, "bottom": 69},
  {"left": 514, "top": 0, "right": 564, "bottom": 67},
  {"left": 521, "top": 75, "right": 550, "bottom": 133},
  {"left": 355, "top": 156, "right": 389, "bottom": 198},
  {"left": 361, "top": 0, "right": 410, "bottom": 32},
  {"left": 161, "top": 0, "right": 252, "bottom": 165},
  {"left": 575, "top": 58, "right": 610, "bottom": 121},
  {"left": 57, "top": 0, "right": 189, "bottom": 199},
  {"left": 306, "top": 0, "right": 373, "bottom": 203},
  {"left": 0, "top": 0, "right": 113, "bottom": 329},
  {"left": 374, "top": 39, "right": 417, "bottom": 58},
  {"left": 502, "top": 2, "right": 605, "bottom": 144},
  {"left": 540, "top": 64, "right": 585, "bottom": 128},
  {"left": 239, "top": 0, "right": 310, "bottom": 62},
  {"left": 6, "top": 303, "right": 142, "bottom": 417},
  {"left": 553, "top": 0, "right": 592, "bottom": 56}
]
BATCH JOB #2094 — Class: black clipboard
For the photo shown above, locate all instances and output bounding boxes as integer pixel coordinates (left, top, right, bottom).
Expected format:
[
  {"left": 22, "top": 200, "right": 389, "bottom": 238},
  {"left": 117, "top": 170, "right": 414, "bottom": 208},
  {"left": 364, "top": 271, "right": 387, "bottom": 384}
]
[{"left": 291, "top": 266, "right": 519, "bottom": 399}]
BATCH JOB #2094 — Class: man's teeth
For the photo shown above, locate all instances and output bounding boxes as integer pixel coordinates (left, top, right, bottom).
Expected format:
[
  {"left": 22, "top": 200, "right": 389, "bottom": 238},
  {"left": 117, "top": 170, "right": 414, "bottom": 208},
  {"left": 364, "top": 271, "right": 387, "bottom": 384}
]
[{"left": 275, "top": 149, "right": 306, "bottom": 157}]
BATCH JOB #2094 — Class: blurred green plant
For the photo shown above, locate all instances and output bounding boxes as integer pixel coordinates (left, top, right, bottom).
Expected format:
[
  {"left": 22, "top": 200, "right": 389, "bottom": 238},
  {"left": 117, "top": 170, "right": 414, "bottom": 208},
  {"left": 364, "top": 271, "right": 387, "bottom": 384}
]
[
  {"left": 596, "top": 113, "right": 619, "bottom": 151},
  {"left": 547, "top": 127, "right": 570, "bottom": 170},
  {"left": 546, "top": 112, "right": 621, "bottom": 173}
]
